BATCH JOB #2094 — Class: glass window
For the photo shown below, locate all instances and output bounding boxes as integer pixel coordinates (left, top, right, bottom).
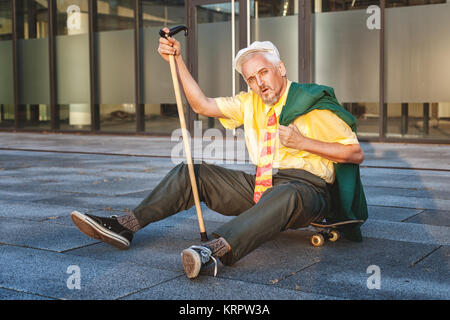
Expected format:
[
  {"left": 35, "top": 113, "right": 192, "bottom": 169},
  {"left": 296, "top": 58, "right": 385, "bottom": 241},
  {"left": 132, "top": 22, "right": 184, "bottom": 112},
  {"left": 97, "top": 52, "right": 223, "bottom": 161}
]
[
  {"left": 315, "top": 0, "right": 380, "bottom": 12},
  {"left": 0, "top": 0, "right": 14, "bottom": 128},
  {"left": 313, "top": 0, "right": 381, "bottom": 138},
  {"left": 196, "top": 2, "right": 239, "bottom": 130},
  {"left": 385, "top": 0, "right": 450, "bottom": 140},
  {"left": 251, "top": 0, "right": 299, "bottom": 83},
  {"left": 55, "top": 0, "right": 91, "bottom": 131},
  {"left": 387, "top": 0, "right": 445, "bottom": 8},
  {"left": 97, "top": 0, "right": 134, "bottom": 32},
  {"left": 141, "top": 0, "right": 186, "bottom": 134},
  {"left": 95, "top": 0, "right": 136, "bottom": 132},
  {"left": 15, "top": 0, "right": 51, "bottom": 130}
]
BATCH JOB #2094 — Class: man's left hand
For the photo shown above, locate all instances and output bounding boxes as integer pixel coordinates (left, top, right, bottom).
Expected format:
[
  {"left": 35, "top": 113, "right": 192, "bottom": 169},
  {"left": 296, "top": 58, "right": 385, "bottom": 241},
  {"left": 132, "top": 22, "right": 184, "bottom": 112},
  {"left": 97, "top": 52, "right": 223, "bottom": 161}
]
[{"left": 278, "top": 124, "right": 307, "bottom": 150}]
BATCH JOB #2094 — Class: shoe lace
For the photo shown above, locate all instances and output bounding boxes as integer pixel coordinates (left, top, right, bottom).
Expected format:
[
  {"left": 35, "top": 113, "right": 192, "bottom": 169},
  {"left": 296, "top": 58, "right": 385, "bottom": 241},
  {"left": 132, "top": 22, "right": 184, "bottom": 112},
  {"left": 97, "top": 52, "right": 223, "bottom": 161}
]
[{"left": 189, "top": 245, "right": 218, "bottom": 277}]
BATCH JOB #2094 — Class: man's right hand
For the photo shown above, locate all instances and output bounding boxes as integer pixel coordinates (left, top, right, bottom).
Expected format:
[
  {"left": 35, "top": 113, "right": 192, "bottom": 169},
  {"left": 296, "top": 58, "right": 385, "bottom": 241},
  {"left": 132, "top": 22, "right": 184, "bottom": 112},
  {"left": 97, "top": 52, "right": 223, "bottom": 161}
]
[
  {"left": 158, "top": 27, "right": 181, "bottom": 63},
  {"left": 156, "top": 27, "right": 226, "bottom": 119}
]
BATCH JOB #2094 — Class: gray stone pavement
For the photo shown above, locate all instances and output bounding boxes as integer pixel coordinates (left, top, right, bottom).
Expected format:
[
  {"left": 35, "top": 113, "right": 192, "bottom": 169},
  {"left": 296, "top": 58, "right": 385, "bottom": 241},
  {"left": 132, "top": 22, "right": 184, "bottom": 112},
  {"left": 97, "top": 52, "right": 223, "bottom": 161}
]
[{"left": 0, "top": 132, "right": 449, "bottom": 300}]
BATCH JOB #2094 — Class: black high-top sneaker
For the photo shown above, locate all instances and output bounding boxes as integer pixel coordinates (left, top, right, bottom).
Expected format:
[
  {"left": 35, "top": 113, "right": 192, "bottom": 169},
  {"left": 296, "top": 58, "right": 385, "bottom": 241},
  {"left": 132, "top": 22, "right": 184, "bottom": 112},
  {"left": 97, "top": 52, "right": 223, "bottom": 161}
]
[
  {"left": 70, "top": 211, "right": 133, "bottom": 250},
  {"left": 181, "top": 237, "right": 231, "bottom": 279}
]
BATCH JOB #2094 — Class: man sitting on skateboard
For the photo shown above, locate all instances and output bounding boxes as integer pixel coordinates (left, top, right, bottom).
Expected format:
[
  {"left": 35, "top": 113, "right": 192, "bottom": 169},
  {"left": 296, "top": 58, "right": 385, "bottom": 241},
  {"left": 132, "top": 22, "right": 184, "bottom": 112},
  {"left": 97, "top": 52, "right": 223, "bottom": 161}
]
[{"left": 71, "top": 28, "right": 367, "bottom": 279}]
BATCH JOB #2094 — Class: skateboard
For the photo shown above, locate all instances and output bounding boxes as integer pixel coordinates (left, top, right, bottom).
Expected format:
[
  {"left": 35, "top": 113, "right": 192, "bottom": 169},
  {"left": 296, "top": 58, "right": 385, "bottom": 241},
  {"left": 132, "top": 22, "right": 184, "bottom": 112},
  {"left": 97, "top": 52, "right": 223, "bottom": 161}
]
[{"left": 309, "top": 220, "right": 364, "bottom": 247}]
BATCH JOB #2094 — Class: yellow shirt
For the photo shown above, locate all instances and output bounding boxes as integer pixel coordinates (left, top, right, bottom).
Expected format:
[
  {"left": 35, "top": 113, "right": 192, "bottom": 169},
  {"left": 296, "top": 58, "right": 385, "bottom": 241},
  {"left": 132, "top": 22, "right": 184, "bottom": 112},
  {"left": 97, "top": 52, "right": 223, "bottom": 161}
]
[{"left": 214, "top": 80, "right": 359, "bottom": 184}]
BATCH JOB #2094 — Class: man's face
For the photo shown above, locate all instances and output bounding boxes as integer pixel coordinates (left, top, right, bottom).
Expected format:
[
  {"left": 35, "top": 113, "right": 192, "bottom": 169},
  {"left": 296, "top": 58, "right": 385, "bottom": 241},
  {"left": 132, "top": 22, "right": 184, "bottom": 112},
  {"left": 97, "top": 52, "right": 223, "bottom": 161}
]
[{"left": 241, "top": 53, "right": 286, "bottom": 106}]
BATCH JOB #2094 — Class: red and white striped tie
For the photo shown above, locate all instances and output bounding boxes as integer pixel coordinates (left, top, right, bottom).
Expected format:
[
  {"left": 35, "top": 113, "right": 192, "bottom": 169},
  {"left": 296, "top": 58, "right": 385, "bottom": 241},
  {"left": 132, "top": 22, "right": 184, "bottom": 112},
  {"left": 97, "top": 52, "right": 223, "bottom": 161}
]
[{"left": 253, "top": 107, "right": 278, "bottom": 203}]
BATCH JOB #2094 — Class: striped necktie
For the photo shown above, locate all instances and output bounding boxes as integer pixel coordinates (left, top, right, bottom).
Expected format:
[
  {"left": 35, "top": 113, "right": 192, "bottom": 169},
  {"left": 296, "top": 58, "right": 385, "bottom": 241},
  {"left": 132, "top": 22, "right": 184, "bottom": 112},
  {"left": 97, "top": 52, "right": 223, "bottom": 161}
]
[{"left": 253, "top": 107, "right": 278, "bottom": 204}]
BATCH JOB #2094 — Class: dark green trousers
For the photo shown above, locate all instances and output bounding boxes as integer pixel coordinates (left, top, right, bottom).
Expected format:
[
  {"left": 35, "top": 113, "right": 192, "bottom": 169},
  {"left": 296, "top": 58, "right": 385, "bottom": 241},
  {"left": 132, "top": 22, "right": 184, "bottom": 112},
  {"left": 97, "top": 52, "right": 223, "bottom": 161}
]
[{"left": 133, "top": 162, "right": 331, "bottom": 265}]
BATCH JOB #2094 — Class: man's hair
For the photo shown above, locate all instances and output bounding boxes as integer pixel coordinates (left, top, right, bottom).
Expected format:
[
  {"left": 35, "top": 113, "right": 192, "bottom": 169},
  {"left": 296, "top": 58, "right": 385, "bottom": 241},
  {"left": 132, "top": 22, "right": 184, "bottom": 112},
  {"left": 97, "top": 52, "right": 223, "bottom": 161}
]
[{"left": 238, "top": 51, "right": 282, "bottom": 76}]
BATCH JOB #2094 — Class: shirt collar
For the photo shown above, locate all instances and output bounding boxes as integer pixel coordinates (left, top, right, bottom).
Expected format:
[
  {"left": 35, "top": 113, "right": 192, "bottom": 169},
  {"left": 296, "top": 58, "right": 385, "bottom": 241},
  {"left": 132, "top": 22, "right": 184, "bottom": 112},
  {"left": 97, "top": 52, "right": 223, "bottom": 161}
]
[{"left": 264, "top": 80, "right": 292, "bottom": 116}]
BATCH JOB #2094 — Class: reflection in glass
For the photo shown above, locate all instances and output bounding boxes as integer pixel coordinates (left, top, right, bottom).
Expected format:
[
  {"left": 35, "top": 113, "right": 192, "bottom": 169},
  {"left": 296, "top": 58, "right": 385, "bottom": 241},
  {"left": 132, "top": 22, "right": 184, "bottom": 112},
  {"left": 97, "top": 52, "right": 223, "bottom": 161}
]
[
  {"left": 0, "top": 0, "right": 14, "bottom": 128},
  {"left": 97, "top": 0, "right": 134, "bottom": 32},
  {"left": 313, "top": 0, "right": 380, "bottom": 137},
  {"left": 197, "top": 2, "right": 239, "bottom": 130},
  {"left": 95, "top": 0, "right": 136, "bottom": 132},
  {"left": 313, "top": 0, "right": 379, "bottom": 12},
  {"left": 252, "top": 0, "right": 298, "bottom": 17},
  {"left": 251, "top": 0, "right": 299, "bottom": 82},
  {"left": 16, "top": 0, "right": 51, "bottom": 130},
  {"left": 0, "top": 0, "right": 12, "bottom": 39},
  {"left": 141, "top": 0, "right": 186, "bottom": 134},
  {"left": 55, "top": 0, "right": 91, "bottom": 131},
  {"left": 385, "top": 1, "right": 450, "bottom": 139},
  {"left": 386, "top": 0, "right": 445, "bottom": 8}
]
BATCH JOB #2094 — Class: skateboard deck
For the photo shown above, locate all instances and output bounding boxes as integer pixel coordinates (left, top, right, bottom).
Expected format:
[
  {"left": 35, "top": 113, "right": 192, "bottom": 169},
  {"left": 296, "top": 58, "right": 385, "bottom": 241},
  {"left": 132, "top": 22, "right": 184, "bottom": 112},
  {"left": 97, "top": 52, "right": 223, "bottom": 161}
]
[{"left": 309, "top": 220, "right": 364, "bottom": 247}]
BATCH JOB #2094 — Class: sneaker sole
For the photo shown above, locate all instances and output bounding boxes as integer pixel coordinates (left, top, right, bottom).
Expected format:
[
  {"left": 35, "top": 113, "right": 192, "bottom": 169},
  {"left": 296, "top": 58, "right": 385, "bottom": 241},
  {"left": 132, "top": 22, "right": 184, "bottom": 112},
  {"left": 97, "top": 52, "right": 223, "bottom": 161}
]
[
  {"left": 70, "top": 211, "right": 130, "bottom": 250},
  {"left": 181, "top": 248, "right": 202, "bottom": 279}
]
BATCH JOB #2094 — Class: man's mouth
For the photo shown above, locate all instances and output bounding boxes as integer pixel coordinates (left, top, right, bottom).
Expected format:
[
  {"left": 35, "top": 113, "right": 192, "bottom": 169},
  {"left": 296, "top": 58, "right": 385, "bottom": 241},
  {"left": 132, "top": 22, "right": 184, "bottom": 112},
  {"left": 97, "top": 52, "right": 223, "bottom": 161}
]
[{"left": 261, "top": 87, "right": 270, "bottom": 94}]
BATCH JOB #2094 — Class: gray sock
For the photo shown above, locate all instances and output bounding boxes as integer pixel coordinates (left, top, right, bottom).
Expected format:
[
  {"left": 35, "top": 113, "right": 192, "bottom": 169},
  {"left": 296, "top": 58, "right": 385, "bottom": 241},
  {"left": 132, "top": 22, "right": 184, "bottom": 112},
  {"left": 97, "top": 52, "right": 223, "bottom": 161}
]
[
  {"left": 205, "top": 237, "right": 231, "bottom": 258},
  {"left": 117, "top": 212, "right": 141, "bottom": 233}
]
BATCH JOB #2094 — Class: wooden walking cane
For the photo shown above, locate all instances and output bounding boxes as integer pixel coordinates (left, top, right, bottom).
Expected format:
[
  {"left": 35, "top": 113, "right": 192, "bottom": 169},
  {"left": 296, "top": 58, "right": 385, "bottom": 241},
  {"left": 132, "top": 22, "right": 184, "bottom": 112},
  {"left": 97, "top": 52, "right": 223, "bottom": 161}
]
[{"left": 159, "top": 26, "right": 208, "bottom": 242}]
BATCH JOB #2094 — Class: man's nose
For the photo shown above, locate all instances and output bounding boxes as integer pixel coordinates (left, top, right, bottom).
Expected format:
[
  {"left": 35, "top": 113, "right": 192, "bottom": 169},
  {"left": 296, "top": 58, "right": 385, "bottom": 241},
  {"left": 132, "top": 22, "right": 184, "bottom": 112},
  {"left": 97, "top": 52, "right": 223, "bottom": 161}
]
[{"left": 256, "top": 76, "right": 263, "bottom": 87}]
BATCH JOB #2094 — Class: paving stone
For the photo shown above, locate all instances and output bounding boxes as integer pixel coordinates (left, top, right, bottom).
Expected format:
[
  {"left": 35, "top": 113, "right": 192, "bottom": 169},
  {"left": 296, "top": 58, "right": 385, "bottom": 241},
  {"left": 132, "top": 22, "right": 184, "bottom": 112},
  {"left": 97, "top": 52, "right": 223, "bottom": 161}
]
[
  {"left": 402, "top": 174, "right": 450, "bottom": 189},
  {"left": 411, "top": 246, "right": 449, "bottom": 272},
  {"left": 94, "top": 170, "right": 169, "bottom": 180},
  {"left": 0, "top": 173, "right": 91, "bottom": 185},
  {"left": 404, "top": 209, "right": 450, "bottom": 227},
  {"left": 367, "top": 206, "right": 422, "bottom": 222},
  {"left": 362, "top": 159, "right": 450, "bottom": 171},
  {"left": 122, "top": 275, "right": 336, "bottom": 300},
  {"left": 361, "top": 167, "right": 450, "bottom": 178},
  {"left": 0, "top": 169, "right": 22, "bottom": 176},
  {"left": 0, "top": 245, "right": 180, "bottom": 300},
  {"left": 361, "top": 220, "right": 450, "bottom": 246},
  {"left": 274, "top": 258, "right": 449, "bottom": 300},
  {"left": 38, "top": 178, "right": 156, "bottom": 197},
  {"left": 0, "top": 217, "right": 99, "bottom": 252},
  {"left": 34, "top": 194, "right": 142, "bottom": 213},
  {"left": 269, "top": 237, "right": 449, "bottom": 299},
  {"left": 1, "top": 176, "right": 156, "bottom": 197},
  {"left": 361, "top": 175, "right": 450, "bottom": 191},
  {"left": 361, "top": 143, "right": 450, "bottom": 171},
  {"left": 211, "top": 227, "right": 437, "bottom": 285},
  {"left": 366, "top": 194, "right": 450, "bottom": 210},
  {"left": 1, "top": 159, "right": 88, "bottom": 170},
  {"left": 8, "top": 167, "right": 107, "bottom": 178},
  {"left": 0, "top": 200, "right": 88, "bottom": 221},
  {"left": 0, "top": 190, "right": 57, "bottom": 202},
  {"left": 0, "top": 288, "right": 53, "bottom": 300},
  {"left": 365, "top": 186, "right": 448, "bottom": 200}
]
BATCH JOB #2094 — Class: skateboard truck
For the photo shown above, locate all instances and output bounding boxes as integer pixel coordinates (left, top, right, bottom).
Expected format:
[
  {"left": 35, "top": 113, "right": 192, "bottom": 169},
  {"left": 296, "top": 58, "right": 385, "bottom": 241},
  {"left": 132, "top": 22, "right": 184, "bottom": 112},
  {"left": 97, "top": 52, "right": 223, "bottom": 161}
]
[{"left": 309, "top": 220, "right": 364, "bottom": 247}]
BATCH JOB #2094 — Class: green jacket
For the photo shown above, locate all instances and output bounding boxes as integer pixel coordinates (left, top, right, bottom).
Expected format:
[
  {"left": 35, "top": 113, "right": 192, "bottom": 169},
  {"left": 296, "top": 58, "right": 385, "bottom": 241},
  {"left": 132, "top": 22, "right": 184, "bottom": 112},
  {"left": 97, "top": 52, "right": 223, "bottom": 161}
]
[{"left": 279, "top": 82, "right": 368, "bottom": 242}]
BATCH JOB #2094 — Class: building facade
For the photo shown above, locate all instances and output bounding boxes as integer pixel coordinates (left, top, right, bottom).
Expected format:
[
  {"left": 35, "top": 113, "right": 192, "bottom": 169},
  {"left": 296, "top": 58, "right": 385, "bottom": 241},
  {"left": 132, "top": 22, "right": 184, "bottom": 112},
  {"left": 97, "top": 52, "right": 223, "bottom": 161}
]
[{"left": 0, "top": 0, "right": 449, "bottom": 143}]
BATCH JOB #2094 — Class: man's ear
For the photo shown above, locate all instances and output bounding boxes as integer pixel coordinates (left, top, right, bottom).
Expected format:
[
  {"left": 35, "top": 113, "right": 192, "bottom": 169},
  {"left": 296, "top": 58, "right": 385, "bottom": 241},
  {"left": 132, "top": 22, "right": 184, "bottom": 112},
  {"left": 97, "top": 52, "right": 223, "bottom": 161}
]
[{"left": 277, "top": 61, "right": 287, "bottom": 77}]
